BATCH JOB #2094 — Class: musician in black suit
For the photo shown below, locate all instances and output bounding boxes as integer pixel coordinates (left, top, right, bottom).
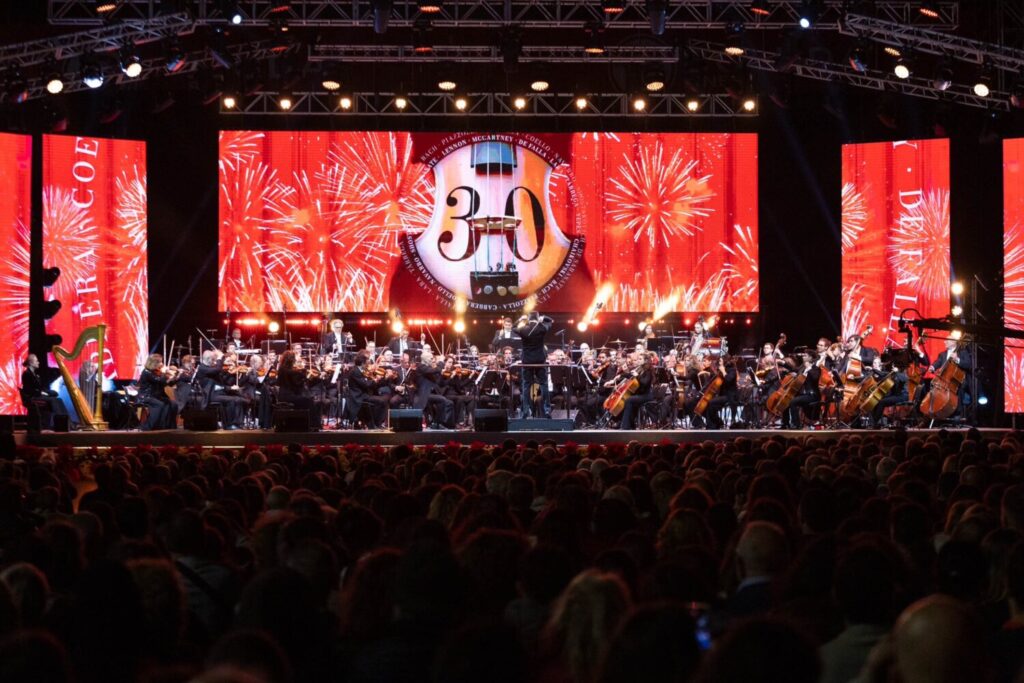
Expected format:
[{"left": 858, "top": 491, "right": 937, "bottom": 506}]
[
  {"left": 387, "top": 328, "right": 421, "bottom": 357},
  {"left": 782, "top": 354, "right": 821, "bottom": 429},
  {"left": 321, "top": 318, "right": 354, "bottom": 356},
  {"left": 491, "top": 317, "right": 521, "bottom": 352},
  {"left": 928, "top": 336, "right": 973, "bottom": 419},
  {"left": 618, "top": 353, "right": 656, "bottom": 430},
  {"left": 195, "top": 350, "right": 246, "bottom": 429},
  {"left": 412, "top": 347, "right": 453, "bottom": 428},
  {"left": 705, "top": 355, "right": 739, "bottom": 429},
  {"left": 516, "top": 312, "right": 553, "bottom": 418},
  {"left": 20, "top": 354, "right": 67, "bottom": 430},
  {"left": 138, "top": 353, "right": 178, "bottom": 431},
  {"left": 345, "top": 352, "right": 388, "bottom": 428},
  {"left": 276, "top": 350, "right": 320, "bottom": 430}
]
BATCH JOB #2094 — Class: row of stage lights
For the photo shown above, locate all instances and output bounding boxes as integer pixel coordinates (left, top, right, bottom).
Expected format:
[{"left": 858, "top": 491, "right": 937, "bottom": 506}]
[{"left": 229, "top": 91, "right": 757, "bottom": 113}]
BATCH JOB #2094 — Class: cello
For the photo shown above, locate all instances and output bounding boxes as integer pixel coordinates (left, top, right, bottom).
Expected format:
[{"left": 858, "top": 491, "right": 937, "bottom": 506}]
[
  {"left": 839, "top": 324, "right": 874, "bottom": 422},
  {"left": 905, "top": 335, "right": 927, "bottom": 404},
  {"left": 603, "top": 363, "right": 640, "bottom": 417},
  {"left": 919, "top": 336, "right": 969, "bottom": 420},
  {"left": 693, "top": 356, "right": 728, "bottom": 417},
  {"left": 766, "top": 361, "right": 810, "bottom": 418}
]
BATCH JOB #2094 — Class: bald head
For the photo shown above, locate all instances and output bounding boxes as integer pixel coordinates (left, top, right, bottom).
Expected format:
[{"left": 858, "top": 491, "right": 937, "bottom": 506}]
[
  {"left": 736, "top": 521, "right": 789, "bottom": 579},
  {"left": 893, "top": 595, "right": 993, "bottom": 683}
]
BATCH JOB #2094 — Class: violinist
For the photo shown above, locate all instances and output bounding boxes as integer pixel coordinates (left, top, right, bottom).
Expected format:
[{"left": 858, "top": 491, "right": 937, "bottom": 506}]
[
  {"left": 618, "top": 353, "right": 656, "bottom": 430},
  {"left": 241, "top": 354, "right": 274, "bottom": 428},
  {"left": 276, "top": 350, "right": 320, "bottom": 430},
  {"left": 413, "top": 348, "right": 454, "bottom": 429},
  {"left": 174, "top": 354, "right": 197, "bottom": 414},
  {"left": 441, "top": 356, "right": 475, "bottom": 428},
  {"left": 345, "top": 352, "right": 388, "bottom": 428},
  {"left": 138, "top": 353, "right": 178, "bottom": 431},
  {"left": 580, "top": 350, "right": 618, "bottom": 424},
  {"left": 195, "top": 350, "right": 247, "bottom": 429},
  {"left": 689, "top": 319, "right": 708, "bottom": 357}
]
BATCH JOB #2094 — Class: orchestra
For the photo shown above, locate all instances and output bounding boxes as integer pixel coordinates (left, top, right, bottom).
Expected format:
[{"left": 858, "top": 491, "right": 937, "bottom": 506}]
[{"left": 18, "top": 311, "right": 985, "bottom": 432}]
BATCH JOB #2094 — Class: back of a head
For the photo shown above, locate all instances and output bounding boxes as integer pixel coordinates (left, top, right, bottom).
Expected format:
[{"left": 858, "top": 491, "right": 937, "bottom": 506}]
[
  {"left": 596, "top": 603, "right": 701, "bottom": 683},
  {"left": 736, "top": 521, "right": 789, "bottom": 579},
  {"left": 696, "top": 617, "right": 819, "bottom": 683},
  {"left": 432, "top": 618, "right": 528, "bottom": 683},
  {"left": 0, "top": 562, "right": 51, "bottom": 627},
  {"left": 1001, "top": 484, "right": 1024, "bottom": 531},
  {"left": 892, "top": 595, "right": 994, "bottom": 683},
  {"left": 207, "top": 629, "right": 292, "bottom": 683},
  {"left": 833, "top": 540, "right": 897, "bottom": 626},
  {"left": 0, "top": 630, "right": 72, "bottom": 683},
  {"left": 936, "top": 541, "right": 988, "bottom": 602}
]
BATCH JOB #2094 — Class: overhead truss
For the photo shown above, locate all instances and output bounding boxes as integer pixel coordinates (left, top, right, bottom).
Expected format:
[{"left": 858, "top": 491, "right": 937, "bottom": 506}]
[
  {"left": 220, "top": 91, "right": 757, "bottom": 117},
  {"left": 308, "top": 44, "right": 678, "bottom": 63},
  {"left": 48, "top": 0, "right": 959, "bottom": 30}
]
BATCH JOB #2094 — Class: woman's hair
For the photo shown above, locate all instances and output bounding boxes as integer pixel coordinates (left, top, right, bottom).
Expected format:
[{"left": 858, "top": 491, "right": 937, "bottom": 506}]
[
  {"left": 279, "top": 351, "right": 297, "bottom": 370},
  {"left": 144, "top": 354, "right": 163, "bottom": 371}
]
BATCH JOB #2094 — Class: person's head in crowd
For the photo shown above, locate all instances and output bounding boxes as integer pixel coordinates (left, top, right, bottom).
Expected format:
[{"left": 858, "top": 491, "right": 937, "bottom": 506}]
[
  {"left": 206, "top": 629, "right": 292, "bottom": 683},
  {"left": 890, "top": 595, "right": 994, "bottom": 683},
  {"left": 0, "top": 563, "right": 50, "bottom": 628},
  {"left": 735, "top": 521, "right": 790, "bottom": 582},
  {"left": 338, "top": 548, "right": 401, "bottom": 639},
  {"left": 596, "top": 603, "right": 701, "bottom": 683},
  {"left": 0, "top": 630, "right": 73, "bottom": 683},
  {"left": 833, "top": 538, "right": 899, "bottom": 626}
]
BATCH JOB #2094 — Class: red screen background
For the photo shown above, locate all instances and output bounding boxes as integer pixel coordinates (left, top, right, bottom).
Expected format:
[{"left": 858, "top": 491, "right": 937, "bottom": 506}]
[
  {"left": 0, "top": 133, "right": 31, "bottom": 414},
  {"left": 1004, "top": 139, "right": 1024, "bottom": 412},
  {"left": 841, "top": 138, "right": 950, "bottom": 360},
  {"left": 219, "top": 131, "right": 758, "bottom": 313},
  {"left": 43, "top": 135, "right": 148, "bottom": 380}
]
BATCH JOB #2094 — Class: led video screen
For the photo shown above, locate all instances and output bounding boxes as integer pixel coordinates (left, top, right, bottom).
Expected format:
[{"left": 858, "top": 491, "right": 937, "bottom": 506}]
[
  {"left": 0, "top": 133, "right": 31, "bottom": 414},
  {"left": 43, "top": 134, "right": 148, "bottom": 380},
  {"left": 219, "top": 131, "right": 759, "bottom": 313},
  {"left": 841, "top": 138, "right": 950, "bottom": 359},
  {"left": 1005, "top": 138, "right": 1024, "bottom": 412}
]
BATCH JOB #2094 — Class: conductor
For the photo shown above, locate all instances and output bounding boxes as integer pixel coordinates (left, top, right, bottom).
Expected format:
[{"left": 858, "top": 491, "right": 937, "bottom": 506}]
[{"left": 516, "top": 311, "right": 553, "bottom": 419}]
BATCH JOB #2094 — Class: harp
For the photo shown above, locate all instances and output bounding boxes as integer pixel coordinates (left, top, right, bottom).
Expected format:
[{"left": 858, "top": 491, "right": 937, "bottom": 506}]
[{"left": 51, "top": 324, "right": 108, "bottom": 431}]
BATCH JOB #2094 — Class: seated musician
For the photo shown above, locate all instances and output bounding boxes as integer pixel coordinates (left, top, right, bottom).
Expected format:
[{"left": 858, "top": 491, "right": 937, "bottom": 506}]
[
  {"left": 440, "top": 356, "right": 475, "bottom": 428},
  {"left": 174, "top": 355, "right": 197, "bottom": 415},
  {"left": 346, "top": 352, "right": 388, "bottom": 428},
  {"left": 20, "top": 354, "right": 68, "bottom": 430},
  {"left": 869, "top": 356, "right": 908, "bottom": 428},
  {"left": 138, "top": 354, "right": 179, "bottom": 431},
  {"left": 619, "top": 353, "right": 656, "bottom": 430},
  {"left": 705, "top": 355, "right": 739, "bottom": 429},
  {"left": 195, "top": 350, "right": 247, "bottom": 429},
  {"left": 78, "top": 359, "right": 99, "bottom": 415},
  {"left": 224, "top": 328, "right": 244, "bottom": 351},
  {"left": 782, "top": 354, "right": 821, "bottom": 429},
  {"left": 413, "top": 348, "right": 454, "bottom": 429},
  {"left": 387, "top": 328, "right": 420, "bottom": 357},
  {"left": 240, "top": 354, "right": 274, "bottom": 428},
  {"left": 322, "top": 318, "right": 354, "bottom": 356},
  {"left": 928, "top": 336, "right": 973, "bottom": 419},
  {"left": 491, "top": 316, "right": 521, "bottom": 352},
  {"left": 276, "top": 350, "right": 321, "bottom": 430},
  {"left": 581, "top": 350, "right": 617, "bottom": 424},
  {"left": 383, "top": 351, "right": 413, "bottom": 408}
]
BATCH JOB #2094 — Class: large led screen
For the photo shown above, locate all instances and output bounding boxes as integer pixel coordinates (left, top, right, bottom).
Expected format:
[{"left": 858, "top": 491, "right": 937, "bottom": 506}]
[
  {"left": 842, "top": 138, "right": 950, "bottom": 359},
  {"left": 43, "top": 135, "right": 148, "bottom": 380},
  {"left": 219, "top": 131, "right": 759, "bottom": 313},
  {"left": 0, "top": 133, "right": 31, "bottom": 414},
  {"left": 1005, "top": 139, "right": 1024, "bottom": 412}
]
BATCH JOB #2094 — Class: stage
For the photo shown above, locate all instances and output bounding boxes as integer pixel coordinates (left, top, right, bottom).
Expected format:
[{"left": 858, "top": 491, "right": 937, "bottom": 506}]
[{"left": 17, "top": 426, "right": 1006, "bottom": 450}]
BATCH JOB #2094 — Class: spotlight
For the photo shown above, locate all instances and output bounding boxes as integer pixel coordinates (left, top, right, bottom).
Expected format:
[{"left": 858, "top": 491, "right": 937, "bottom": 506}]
[
  {"left": 978, "top": 395, "right": 989, "bottom": 406},
  {"left": 453, "top": 319, "right": 466, "bottom": 334},
  {"left": 686, "top": 97, "right": 700, "bottom": 112},
  {"left": 798, "top": 16, "right": 811, "bottom": 29},
  {"left": 268, "top": 321, "right": 281, "bottom": 334},
  {"left": 644, "top": 66, "right": 665, "bottom": 92},
  {"left": 339, "top": 95, "right": 353, "bottom": 110},
  {"left": 750, "top": 0, "right": 770, "bottom": 16},
  {"left": 632, "top": 95, "right": 647, "bottom": 112},
  {"left": 974, "top": 72, "right": 992, "bottom": 98},
  {"left": 119, "top": 49, "right": 142, "bottom": 78},
  {"left": 951, "top": 305, "right": 963, "bottom": 317},
  {"left": 230, "top": 9, "right": 243, "bottom": 24},
  {"left": 438, "top": 76, "right": 457, "bottom": 91},
  {"left": 95, "top": 1, "right": 118, "bottom": 15},
  {"left": 278, "top": 92, "right": 293, "bottom": 110},
  {"left": 894, "top": 57, "right": 911, "bottom": 79},
  {"left": 8, "top": 78, "right": 28, "bottom": 104},
  {"left": 584, "top": 22, "right": 605, "bottom": 55},
  {"left": 454, "top": 95, "right": 468, "bottom": 111},
  {"left": 391, "top": 319, "right": 405, "bottom": 334},
  {"left": 513, "top": 95, "right": 527, "bottom": 110},
  {"left": 884, "top": 46, "right": 902, "bottom": 58},
  {"left": 932, "top": 63, "right": 953, "bottom": 91},
  {"left": 919, "top": 1, "right": 940, "bottom": 19},
  {"left": 270, "top": 0, "right": 291, "bottom": 11},
  {"left": 530, "top": 78, "right": 550, "bottom": 92},
  {"left": 577, "top": 321, "right": 588, "bottom": 332},
  {"left": 394, "top": 94, "right": 409, "bottom": 110},
  {"left": 165, "top": 42, "right": 186, "bottom": 73},
  {"left": 46, "top": 74, "right": 64, "bottom": 95},
  {"left": 222, "top": 93, "right": 238, "bottom": 109},
  {"left": 951, "top": 281, "right": 964, "bottom": 296},
  {"left": 602, "top": 0, "right": 624, "bottom": 14},
  {"left": 82, "top": 63, "right": 104, "bottom": 89},
  {"left": 742, "top": 96, "right": 757, "bottom": 112},
  {"left": 574, "top": 94, "right": 589, "bottom": 110},
  {"left": 413, "top": 21, "right": 433, "bottom": 53},
  {"left": 725, "top": 23, "right": 745, "bottom": 56},
  {"left": 417, "top": 0, "right": 442, "bottom": 12},
  {"left": 797, "top": 0, "right": 820, "bottom": 29},
  {"left": 848, "top": 45, "right": 868, "bottom": 73},
  {"left": 322, "top": 76, "right": 341, "bottom": 91}
]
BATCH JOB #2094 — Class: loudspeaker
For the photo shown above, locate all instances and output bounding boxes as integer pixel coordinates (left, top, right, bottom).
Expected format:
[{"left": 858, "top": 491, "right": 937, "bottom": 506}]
[
  {"left": 182, "top": 408, "right": 220, "bottom": 431},
  {"left": 474, "top": 408, "right": 508, "bottom": 432},
  {"left": 274, "top": 409, "right": 311, "bottom": 432},
  {"left": 390, "top": 409, "right": 423, "bottom": 432},
  {"left": 52, "top": 414, "right": 70, "bottom": 433},
  {"left": 509, "top": 417, "right": 575, "bottom": 431}
]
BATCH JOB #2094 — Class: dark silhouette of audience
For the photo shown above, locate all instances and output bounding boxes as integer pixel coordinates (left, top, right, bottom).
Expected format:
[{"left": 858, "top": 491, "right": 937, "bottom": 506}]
[{"left": 0, "top": 429, "right": 1022, "bottom": 682}]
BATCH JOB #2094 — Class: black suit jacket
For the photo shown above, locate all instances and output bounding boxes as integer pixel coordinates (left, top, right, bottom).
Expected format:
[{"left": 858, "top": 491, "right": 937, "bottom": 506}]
[
  {"left": 21, "top": 368, "right": 55, "bottom": 402},
  {"left": 348, "top": 367, "right": 379, "bottom": 401},
  {"left": 491, "top": 329, "right": 521, "bottom": 352},
  {"left": 387, "top": 338, "right": 421, "bottom": 357},
  {"left": 322, "top": 332, "right": 354, "bottom": 355},
  {"left": 517, "top": 317, "right": 552, "bottom": 364},
  {"left": 412, "top": 362, "right": 442, "bottom": 408}
]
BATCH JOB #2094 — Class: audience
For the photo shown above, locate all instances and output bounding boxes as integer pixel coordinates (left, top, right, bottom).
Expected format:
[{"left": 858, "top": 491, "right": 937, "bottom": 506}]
[{"left": 0, "top": 429, "right": 1020, "bottom": 682}]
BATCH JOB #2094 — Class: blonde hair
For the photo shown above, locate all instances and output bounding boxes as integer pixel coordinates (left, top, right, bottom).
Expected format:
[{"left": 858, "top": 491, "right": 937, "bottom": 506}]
[{"left": 144, "top": 354, "right": 163, "bottom": 371}]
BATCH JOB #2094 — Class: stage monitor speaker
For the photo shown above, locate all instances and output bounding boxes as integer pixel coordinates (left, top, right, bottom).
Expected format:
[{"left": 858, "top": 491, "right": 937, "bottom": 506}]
[
  {"left": 508, "top": 417, "right": 575, "bottom": 432},
  {"left": 52, "top": 414, "right": 70, "bottom": 433},
  {"left": 183, "top": 408, "right": 220, "bottom": 431},
  {"left": 474, "top": 408, "right": 508, "bottom": 432},
  {"left": 274, "top": 409, "right": 310, "bottom": 432},
  {"left": 390, "top": 409, "right": 423, "bottom": 432}
]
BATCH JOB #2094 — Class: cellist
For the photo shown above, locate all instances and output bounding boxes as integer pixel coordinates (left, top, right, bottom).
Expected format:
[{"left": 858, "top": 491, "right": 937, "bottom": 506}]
[
  {"left": 704, "top": 355, "right": 739, "bottom": 429},
  {"left": 782, "top": 353, "right": 821, "bottom": 429},
  {"left": 618, "top": 353, "right": 656, "bottom": 430},
  {"left": 869, "top": 356, "right": 908, "bottom": 428},
  {"left": 927, "top": 336, "right": 973, "bottom": 419}
]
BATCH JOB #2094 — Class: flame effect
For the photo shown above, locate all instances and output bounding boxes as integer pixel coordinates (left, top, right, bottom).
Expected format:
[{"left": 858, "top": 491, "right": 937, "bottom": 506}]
[
  {"left": 607, "top": 141, "right": 715, "bottom": 249},
  {"left": 887, "top": 189, "right": 950, "bottom": 300}
]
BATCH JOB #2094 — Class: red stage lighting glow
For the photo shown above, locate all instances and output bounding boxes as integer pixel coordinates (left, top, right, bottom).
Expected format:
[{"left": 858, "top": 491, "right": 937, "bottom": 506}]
[{"left": 0, "top": 133, "right": 31, "bottom": 414}]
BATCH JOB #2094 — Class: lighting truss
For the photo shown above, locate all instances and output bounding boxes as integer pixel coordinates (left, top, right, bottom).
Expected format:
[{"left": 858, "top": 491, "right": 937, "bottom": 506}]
[
  {"left": 219, "top": 91, "right": 756, "bottom": 117},
  {"left": 48, "top": 0, "right": 959, "bottom": 30},
  {"left": 687, "top": 38, "right": 1008, "bottom": 110},
  {"left": 308, "top": 44, "right": 678, "bottom": 64},
  {"left": 2, "top": 12, "right": 194, "bottom": 69}
]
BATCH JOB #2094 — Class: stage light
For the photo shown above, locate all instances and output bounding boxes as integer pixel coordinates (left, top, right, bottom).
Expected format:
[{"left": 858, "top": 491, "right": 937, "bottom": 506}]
[
  {"left": 278, "top": 92, "right": 293, "bottom": 110},
  {"left": 950, "top": 329, "right": 963, "bottom": 341},
  {"left": 577, "top": 321, "right": 588, "bottom": 332},
  {"left": 82, "top": 63, "right": 104, "bottom": 89},
  {"left": 270, "top": 0, "right": 291, "bottom": 12},
  {"left": 46, "top": 74, "right": 64, "bottom": 94},
  {"left": 339, "top": 95, "right": 353, "bottom": 110},
  {"left": 884, "top": 46, "right": 902, "bottom": 58},
  {"left": 632, "top": 95, "right": 647, "bottom": 112},
  {"left": 230, "top": 9, "right": 243, "bottom": 24},
  {"left": 268, "top": 321, "right": 281, "bottom": 334},
  {"left": 575, "top": 95, "right": 588, "bottom": 110},
  {"left": 724, "top": 24, "right": 745, "bottom": 56},
  {"left": 602, "top": 0, "right": 624, "bottom": 14},
  {"left": 513, "top": 95, "right": 528, "bottom": 110},
  {"left": 391, "top": 319, "right": 405, "bottom": 334},
  {"left": 394, "top": 95, "right": 409, "bottom": 110},
  {"left": 798, "top": 16, "right": 810, "bottom": 29},
  {"left": 531, "top": 78, "right": 549, "bottom": 92},
  {"left": 951, "top": 281, "right": 964, "bottom": 296},
  {"left": 750, "top": 0, "right": 770, "bottom": 16},
  {"left": 933, "top": 64, "right": 953, "bottom": 91},
  {"left": 321, "top": 76, "right": 341, "bottom": 91},
  {"left": 453, "top": 320, "right": 466, "bottom": 334},
  {"left": 742, "top": 96, "right": 756, "bottom": 112},
  {"left": 413, "top": 22, "right": 433, "bottom": 53},
  {"left": 438, "top": 77, "right": 457, "bottom": 91},
  {"left": 165, "top": 42, "right": 186, "bottom": 73},
  {"left": 454, "top": 95, "right": 468, "bottom": 111},
  {"left": 919, "top": 1, "right": 940, "bottom": 19},
  {"left": 974, "top": 73, "right": 992, "bottom": 98},
  {"left": 686, "top": 97, "right": 700, "bottom": 112},
  {"left": 222, "top": 93, "right": 238, "bottom": 109},
  {"left": 644, "top": 67, "right": 665, "bottom": 92},
  {"left": 95, "top": 1, "right": 118, "bottom": 15},
  {"left": 894, "top": 58, "right": 911, "bottom": 79},
  {"left": 118, "top": 47, "right": 143, "bottom": 77},
  {"left": 584, "top": 22, "right": 605, "bottom": 55},
  {"left": 797, "top": 0, "right": 819, "bottom": 29},
  {"left": 848, "top": 46, "right": 868, "bottom": 73},
  {"left": 951, "top": 305, "right": 963, "bottom": 317},
  {"left": 417, "top": 0, "right": 442, "bottom": 12},
  {"left": 978, "top": 395, "right": 989, "bottom": 406}
]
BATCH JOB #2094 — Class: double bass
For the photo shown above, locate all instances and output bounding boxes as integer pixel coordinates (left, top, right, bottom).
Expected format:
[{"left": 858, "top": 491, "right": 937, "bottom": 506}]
[{"left": 920, "top": 337, "right": 969, "bottom": 420}]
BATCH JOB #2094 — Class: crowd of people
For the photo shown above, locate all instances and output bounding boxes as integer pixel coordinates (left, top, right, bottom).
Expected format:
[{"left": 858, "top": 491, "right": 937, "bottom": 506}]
[{"left": 0, "top": 428, "right": 1022, "bottom": 683}]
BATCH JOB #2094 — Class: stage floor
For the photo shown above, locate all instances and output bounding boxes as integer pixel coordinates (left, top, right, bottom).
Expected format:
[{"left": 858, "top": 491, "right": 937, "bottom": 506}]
[{"left": 17, "top": 426, "right": 1005, "bottom": 449}]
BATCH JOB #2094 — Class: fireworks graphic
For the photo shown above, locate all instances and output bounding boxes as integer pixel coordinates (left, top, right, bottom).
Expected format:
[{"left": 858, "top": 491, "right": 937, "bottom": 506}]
[
  {"left": 607, "top": 141, "right": 715, "bottom": 249},
  {"left": 114, "top": 166, "right": 149, "bottom": 375},
  {"left": 43, "top": 187, "right": 98, "bottom": 302},
  {"left": 841, "top": 182, "right": 868, "bottom": 250},
  {"left": 721, "top": 223, "right": 758, "bottom": 309},
  {"left": 1005, "top": 222, "right": 1024, "bottom": 329},
  {"left": 0, "top": 356, "right": 25, "bottom": 414},
  {"left": 0, "top": 218, "right": 30, "bottom": 356},
  {"left": 887, "top": 189, "right": 950, "bottom": 300},
  {"left": 220, "top": 131, "right": 265, "bottom": 172},
  {"left": 1005, "top": 347, "right": 1024, "bottom": 412},
  {"left": 842, "top": 283, "right": 870, "bottom": 340},
  {"left": 678, "top": 272, "right": 732, "bottom": 312}
]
